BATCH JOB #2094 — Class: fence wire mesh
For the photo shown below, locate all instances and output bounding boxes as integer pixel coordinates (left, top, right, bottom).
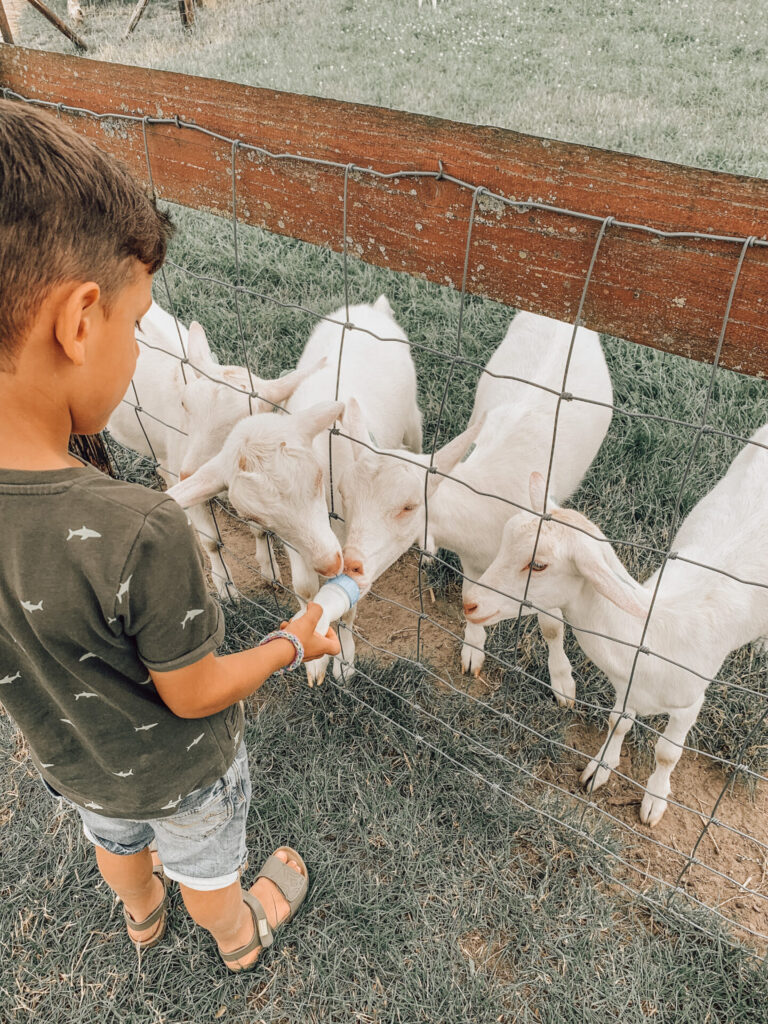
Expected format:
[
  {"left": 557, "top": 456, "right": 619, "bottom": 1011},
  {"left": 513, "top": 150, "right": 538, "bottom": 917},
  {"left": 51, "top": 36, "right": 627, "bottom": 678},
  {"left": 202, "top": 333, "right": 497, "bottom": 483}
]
[{"left": 4, "top": 86, "right": 768, "bottom": 956}]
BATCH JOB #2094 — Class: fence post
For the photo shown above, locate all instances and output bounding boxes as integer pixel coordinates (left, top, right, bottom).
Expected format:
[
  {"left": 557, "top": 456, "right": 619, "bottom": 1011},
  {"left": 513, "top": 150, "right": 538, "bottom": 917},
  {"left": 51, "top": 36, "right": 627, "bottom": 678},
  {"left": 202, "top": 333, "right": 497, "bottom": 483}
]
[
  {"left": 0, "top": 1, "right": 14, "bottom": 44},
  {"left": 23, "top": 0, "right": 87, "bottom": 49}
]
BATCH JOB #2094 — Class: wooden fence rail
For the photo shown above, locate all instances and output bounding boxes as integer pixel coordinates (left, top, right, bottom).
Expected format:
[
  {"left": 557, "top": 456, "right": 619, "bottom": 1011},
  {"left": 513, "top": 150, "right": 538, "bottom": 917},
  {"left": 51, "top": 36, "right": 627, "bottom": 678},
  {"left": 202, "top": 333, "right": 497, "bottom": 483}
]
[{"left": 2, "top": 45, "right": 768, "bottom": 375}]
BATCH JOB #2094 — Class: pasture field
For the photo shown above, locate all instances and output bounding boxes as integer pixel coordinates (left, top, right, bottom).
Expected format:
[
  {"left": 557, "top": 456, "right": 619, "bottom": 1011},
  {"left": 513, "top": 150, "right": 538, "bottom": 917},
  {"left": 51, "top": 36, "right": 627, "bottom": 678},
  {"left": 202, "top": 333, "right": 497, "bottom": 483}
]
[{"left": 3, "top": 2, "right": 768, "bottom": 1022}]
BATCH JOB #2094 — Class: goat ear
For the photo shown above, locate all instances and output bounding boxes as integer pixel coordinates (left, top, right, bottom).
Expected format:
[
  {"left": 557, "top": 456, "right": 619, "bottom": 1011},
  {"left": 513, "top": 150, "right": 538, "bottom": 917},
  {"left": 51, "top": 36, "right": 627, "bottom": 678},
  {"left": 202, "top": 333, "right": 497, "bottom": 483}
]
[
  {"left": 427, "top": 415, "right": 485, "bottom": 497},
  {"left": 165, "top": 452, "right": 228, "bottom": 508},
  {"left": 253, "top": 358, "right": 325, "bottom": 411},
  {"left": 529, "top": 471, "right": 554, "bottom": 515},
  {"left": 373, "top": 294, "right": 393, "bottom": 317},
  {"left": 187, "top": 322, "right": 215, "bottom": 376},
  {"left": 574, "top": 538, "right": 650, "bottom": 619},
  {"left": 342, "top": 396, "right": 369, "bottom": 460},
  {"left": 295, "top": 400, "right": 345, "bottom": 444}
]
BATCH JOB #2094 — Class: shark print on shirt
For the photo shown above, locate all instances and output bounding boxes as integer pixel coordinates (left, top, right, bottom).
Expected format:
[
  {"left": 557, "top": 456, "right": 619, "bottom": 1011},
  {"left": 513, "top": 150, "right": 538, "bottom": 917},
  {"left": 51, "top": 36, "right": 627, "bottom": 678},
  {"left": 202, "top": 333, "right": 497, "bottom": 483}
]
[
  {"left": 186, "top": 733, "right": 205, "bottom": 752},
  {"left": 79, "top": 652, "right": 98, "bottom": 663},
  {"left": 134, "top": 722, "right": 158, "bottom": 732},
  {"left": 21, "top": 600, "right": 43, "bottom": 613},
  {"left": 67, "top": 526, "right": 102, "bottom": 541},
  {"left": 180, "top": 608, "right": 204, "bottom": 630},
  {"left": 74, "top": 692, "right": 98, "bottom": 700},
  {"left": 112, "top": 769, "right": 134, "bottom": 778},
  {"left": 116, "top": 575, "right": 132, "bottom": 603},
  {"left": 0, "top": 671, "right": 20, "bottom": 685}
]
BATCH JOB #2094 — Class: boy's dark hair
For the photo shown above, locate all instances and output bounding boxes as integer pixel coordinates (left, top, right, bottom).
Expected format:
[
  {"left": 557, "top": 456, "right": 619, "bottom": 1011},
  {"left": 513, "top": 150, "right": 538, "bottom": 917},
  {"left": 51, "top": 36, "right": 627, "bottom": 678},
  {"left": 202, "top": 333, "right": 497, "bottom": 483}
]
[{"left": 0, "top": 99, "right": 174, "bottom": 370}]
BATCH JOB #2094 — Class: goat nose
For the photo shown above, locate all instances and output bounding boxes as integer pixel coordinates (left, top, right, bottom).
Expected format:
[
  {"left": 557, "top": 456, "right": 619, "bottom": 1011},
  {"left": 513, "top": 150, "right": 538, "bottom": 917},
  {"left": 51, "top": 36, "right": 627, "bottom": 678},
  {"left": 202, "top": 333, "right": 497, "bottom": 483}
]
[
  {"left": 179, "top": 471, "right": 191, "bottom": 481},
  {"left": 344, "top": 557, "right": 364, "bottom": 578},
  {"left": 463, "top": 601, "right": 479, "bottom": 617},
  {"left": 316, "top": 551, "right": 343, "bottom": 578}
]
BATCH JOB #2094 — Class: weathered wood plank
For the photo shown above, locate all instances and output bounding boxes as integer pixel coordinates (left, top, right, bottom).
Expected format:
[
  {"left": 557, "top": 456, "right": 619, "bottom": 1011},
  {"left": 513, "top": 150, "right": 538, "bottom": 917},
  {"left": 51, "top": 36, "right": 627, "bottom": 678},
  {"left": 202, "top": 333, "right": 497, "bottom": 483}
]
[
  {"left": 0, "top": 4, "right": 14, "bottom": 44},
  {"left": 2, "top": 46, "right": 768, "bottom": 375}
]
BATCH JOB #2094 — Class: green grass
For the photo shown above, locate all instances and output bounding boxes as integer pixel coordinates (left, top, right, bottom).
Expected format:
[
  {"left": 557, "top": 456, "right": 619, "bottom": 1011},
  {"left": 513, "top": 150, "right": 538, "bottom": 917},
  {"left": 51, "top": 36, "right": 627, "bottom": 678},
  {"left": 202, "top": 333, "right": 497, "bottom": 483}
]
[
  {"left": 4, "top": 1, "right": 768, "bottom": 1021},
  {"left": 3, "top": 623, "right": 768, "bottom": 1024},
  {"left": 15, "top": 0, "right": 768, "bottom": 178}
]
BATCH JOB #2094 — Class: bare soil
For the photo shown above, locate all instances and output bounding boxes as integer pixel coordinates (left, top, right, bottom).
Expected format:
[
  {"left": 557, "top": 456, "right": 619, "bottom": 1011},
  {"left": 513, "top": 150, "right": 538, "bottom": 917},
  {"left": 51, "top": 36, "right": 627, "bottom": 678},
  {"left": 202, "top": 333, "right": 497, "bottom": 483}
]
[{"left": 218, "top": 511, "right": 768, "bottom": 947}]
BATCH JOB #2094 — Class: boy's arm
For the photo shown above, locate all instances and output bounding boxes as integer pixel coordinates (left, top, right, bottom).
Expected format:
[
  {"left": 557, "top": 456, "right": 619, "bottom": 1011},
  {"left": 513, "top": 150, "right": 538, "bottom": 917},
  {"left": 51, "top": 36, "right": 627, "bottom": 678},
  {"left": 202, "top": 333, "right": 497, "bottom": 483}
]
[
  {"left": 150, "top": 603, "right": 339, "bottom": 718},
  {"left": 119, "top": 498, "right": 338, "bottom": 718}
]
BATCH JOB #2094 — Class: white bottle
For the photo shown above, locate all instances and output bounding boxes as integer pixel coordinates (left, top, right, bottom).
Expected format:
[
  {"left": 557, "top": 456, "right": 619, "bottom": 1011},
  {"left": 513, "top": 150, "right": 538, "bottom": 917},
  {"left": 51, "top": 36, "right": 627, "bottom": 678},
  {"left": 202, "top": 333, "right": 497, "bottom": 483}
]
[{"left": 291, "top": 574, "right": 361, "bottom": 636}]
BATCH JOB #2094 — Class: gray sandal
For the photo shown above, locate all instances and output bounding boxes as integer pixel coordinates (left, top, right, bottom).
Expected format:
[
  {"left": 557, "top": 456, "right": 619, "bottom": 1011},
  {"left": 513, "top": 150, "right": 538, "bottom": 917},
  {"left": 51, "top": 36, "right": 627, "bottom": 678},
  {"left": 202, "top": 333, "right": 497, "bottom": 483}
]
[
  {"left": 219, "top": 846, "right": 309, "bottom": 970},
  {"left": 123, "top": 866, "right": 169, "bottom": 951}
]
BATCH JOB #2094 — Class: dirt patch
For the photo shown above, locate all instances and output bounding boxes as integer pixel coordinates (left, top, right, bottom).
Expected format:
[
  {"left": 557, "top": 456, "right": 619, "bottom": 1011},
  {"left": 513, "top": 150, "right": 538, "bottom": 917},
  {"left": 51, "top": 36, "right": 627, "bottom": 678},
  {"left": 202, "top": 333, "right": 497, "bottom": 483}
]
[
  {"left": 556, "top": 721, "right": 768, "bottom": 948},
  {"left": 217, "top": 509, "right": 768, "bottom": 947}
]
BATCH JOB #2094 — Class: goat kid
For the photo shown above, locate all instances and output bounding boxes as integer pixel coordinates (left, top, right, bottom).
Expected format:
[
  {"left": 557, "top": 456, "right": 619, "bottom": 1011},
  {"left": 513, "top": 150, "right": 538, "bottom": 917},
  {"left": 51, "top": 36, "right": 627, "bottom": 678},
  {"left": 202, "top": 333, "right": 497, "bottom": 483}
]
[
  {"left": 465, "top": 446, "right": 768, "bottom": 826},
  {"left": 341, "top": 311, "right": 613, "bottom": 703},
  {"left": 165, "top": 401, "right": 345, "bottom": 585}
]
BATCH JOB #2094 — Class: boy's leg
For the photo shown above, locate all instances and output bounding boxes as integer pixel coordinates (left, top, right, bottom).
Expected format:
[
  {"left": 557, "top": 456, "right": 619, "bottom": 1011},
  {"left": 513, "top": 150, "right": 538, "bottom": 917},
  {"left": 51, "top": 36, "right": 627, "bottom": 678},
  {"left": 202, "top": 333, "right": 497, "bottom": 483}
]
[
  {"left": 94, "top": 844, "right": 165, "bottom": 943},
  {"left": 179, "top": 849, "right": 304, "bottom": 970}
]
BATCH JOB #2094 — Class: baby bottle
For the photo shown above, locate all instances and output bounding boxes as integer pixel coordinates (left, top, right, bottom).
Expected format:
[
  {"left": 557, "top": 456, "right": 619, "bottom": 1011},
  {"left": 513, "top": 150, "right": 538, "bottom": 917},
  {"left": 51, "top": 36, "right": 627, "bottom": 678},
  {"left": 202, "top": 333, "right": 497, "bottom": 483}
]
[{"left": 292, "top": 574, "right": 361, "bottom": 636}]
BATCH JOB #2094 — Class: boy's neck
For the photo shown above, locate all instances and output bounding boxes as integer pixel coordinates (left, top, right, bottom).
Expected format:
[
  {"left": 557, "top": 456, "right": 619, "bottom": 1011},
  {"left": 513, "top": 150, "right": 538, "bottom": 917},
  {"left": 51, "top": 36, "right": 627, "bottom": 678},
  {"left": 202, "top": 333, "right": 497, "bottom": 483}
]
[{"left": 0, "top": 378, "right": 81, "bottom": 471}]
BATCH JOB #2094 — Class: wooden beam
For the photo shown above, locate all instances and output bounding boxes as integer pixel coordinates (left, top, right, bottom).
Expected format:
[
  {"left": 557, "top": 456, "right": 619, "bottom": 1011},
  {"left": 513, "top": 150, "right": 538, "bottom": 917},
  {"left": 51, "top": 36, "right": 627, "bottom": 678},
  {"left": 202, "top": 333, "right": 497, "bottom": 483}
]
[
  {"left": 2, "top": 46, "right": 768, "bottom": 375},
  {"left": 125, "top": 0, "right": 151, "bottom": 36},
  {"left": 178, "top": 0, "right": 194, "bottom": 28},
  {"left": 22, "top": 0, "right": 87, "bottom": 49},
  {"left": 0, "top": 2, "right": 14, "bottom": 45}
]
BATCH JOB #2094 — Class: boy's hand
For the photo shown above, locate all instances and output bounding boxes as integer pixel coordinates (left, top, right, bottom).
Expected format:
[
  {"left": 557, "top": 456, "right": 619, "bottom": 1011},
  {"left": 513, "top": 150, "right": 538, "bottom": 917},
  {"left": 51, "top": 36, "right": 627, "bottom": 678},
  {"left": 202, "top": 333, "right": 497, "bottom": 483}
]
[{"left": 282, "top": 603, "right": 341, "bottom": 662}]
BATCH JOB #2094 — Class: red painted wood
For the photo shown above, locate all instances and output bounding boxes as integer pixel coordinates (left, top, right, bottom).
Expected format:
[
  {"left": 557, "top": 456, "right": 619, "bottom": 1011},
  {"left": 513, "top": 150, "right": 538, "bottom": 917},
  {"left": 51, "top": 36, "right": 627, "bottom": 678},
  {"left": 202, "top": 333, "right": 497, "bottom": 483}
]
[{"left": 2, "top": 46, "right": 768, "bottom": 374}]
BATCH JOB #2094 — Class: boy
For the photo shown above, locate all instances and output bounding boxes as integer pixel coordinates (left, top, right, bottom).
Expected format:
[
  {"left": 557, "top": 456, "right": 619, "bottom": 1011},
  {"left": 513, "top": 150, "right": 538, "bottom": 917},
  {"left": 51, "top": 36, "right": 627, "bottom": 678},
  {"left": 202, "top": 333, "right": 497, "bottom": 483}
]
[{"left": 0, "top": 99, "right": 339, "bottom": 971}]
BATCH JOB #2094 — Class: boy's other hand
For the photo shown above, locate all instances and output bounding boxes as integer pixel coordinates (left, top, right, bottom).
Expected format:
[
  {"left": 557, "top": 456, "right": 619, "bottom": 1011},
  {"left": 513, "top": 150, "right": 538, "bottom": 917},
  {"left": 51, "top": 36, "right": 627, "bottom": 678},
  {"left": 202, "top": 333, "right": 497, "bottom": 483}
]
[{"left": 282, "top": 603, "right": 341, "bottom": 662}]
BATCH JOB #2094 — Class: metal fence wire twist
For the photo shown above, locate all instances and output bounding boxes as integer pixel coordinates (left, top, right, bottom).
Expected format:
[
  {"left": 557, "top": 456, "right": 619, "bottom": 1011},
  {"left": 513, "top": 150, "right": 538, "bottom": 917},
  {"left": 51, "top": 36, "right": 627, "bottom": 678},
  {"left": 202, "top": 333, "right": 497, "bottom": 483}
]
[{"left": 4, "top": 86, "right": 768, "bottom": 957}]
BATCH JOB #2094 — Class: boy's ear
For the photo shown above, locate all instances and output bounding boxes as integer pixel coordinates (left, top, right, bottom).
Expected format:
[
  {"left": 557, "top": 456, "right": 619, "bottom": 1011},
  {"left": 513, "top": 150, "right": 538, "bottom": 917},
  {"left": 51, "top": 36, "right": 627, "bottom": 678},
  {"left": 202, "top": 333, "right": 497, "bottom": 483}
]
[{"left": 53, "top": 282, "right": 101, "bottom": 366}]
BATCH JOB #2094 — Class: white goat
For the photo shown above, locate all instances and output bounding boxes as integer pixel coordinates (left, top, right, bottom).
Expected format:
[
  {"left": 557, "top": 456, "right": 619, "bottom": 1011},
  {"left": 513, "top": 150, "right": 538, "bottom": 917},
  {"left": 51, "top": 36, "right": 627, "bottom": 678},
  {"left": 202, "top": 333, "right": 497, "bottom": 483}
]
[
  {"left": 167, "top": 296, "right": 427, "bottom": 684},
  {"left": 107, "top": 301, "right": 314, "bottom": 599},
  {"left": 164, "top": 401, "right": 347, "bottom": 588},
  {"left": 340, "top": 311, "right": 613, "bottom": 703},
  {"left": 465, "top": 435, "right": 768, "bottom": 826}
]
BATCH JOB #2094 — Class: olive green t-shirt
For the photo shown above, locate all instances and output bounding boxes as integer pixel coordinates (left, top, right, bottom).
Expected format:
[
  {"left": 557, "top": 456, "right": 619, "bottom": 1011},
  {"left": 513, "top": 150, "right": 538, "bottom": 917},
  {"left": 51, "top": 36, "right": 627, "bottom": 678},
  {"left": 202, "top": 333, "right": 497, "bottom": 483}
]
[{"left": 0, "top": 464, "right": 243, "bottom": 818}]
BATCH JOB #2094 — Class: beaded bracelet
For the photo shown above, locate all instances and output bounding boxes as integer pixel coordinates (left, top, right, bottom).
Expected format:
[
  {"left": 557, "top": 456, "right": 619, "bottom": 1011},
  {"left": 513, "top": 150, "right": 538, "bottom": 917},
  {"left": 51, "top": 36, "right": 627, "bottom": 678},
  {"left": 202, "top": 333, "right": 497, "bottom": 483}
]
[{"left": 258, "top": 629, "right": 304, "bottom": 674}]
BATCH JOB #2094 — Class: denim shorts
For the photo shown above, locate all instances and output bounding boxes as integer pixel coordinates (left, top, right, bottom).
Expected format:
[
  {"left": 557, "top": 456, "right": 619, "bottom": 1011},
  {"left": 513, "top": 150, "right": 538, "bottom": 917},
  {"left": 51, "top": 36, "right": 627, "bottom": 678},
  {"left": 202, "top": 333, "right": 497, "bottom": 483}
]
[{"left": 41, "top": 742, "right": 251, "bottom": 891}]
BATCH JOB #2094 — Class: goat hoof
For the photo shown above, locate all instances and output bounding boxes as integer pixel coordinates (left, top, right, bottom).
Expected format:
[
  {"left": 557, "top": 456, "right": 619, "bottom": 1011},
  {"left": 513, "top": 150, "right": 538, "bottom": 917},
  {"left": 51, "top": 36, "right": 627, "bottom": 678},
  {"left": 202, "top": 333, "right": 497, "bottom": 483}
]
[
  {"left": 580, "top": 761, "right": 611, "bottom": 791},
  {"left": 217, "top": 581, "right": 240, "bottom": 605},
  {"left": 553, "top": 675, "right": 576, "bottom": 709},
  {"left": 306, "top": 656, "right": 328, "bottom": 688},
  {"left": 461, "top": 645, "right": 485, "bottom": 676},
  {"left": 640, "top": 793, "right": 668, "bottom": 827}
]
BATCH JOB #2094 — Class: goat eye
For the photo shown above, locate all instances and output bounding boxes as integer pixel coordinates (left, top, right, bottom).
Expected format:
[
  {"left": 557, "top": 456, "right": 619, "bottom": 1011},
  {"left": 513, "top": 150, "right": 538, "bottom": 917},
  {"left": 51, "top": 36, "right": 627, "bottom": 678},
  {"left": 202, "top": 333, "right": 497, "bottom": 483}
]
[
  {"left": 523, "top": 561, "right": 548, "bottom": 573},
  {"left": 395, "top": 504, "right": 416, "bottom": 518}
]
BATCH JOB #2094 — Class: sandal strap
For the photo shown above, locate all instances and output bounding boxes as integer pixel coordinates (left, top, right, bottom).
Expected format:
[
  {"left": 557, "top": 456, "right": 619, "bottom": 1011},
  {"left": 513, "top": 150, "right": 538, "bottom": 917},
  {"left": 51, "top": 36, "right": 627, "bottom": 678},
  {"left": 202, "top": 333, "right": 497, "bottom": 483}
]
[
  {"left": 256, "top": 853, "right": 307, "bottom": 911},
  {"left": 123, "top": 870, "right": 168, "bottom": 933},
  {"left": 219, "top": 892, "right": 273, "bottom": 963}
]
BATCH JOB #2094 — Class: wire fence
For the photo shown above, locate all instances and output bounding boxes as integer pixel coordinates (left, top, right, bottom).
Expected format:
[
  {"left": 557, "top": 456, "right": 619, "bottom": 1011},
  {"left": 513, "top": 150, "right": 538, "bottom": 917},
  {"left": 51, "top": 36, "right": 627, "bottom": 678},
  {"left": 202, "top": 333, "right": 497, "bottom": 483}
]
[{"left": 4, "top": 84, "right": 768, "bottom": 957}]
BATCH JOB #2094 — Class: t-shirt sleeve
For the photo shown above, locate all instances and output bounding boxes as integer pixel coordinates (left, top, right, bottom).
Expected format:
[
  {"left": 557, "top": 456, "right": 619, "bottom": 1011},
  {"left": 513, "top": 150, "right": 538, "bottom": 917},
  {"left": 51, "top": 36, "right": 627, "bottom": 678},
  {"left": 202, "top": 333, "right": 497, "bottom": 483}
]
[{"left": 115, "top": 498, "right": 225, "bottom": 672}]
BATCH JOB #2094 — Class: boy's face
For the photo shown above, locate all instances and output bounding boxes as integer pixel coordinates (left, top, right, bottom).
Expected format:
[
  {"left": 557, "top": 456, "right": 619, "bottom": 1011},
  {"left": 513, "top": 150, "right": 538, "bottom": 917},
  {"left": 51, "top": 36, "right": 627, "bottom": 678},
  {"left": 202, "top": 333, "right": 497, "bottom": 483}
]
[{"left": 72, "top": 263, "right": 153, "bottom": 435}]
